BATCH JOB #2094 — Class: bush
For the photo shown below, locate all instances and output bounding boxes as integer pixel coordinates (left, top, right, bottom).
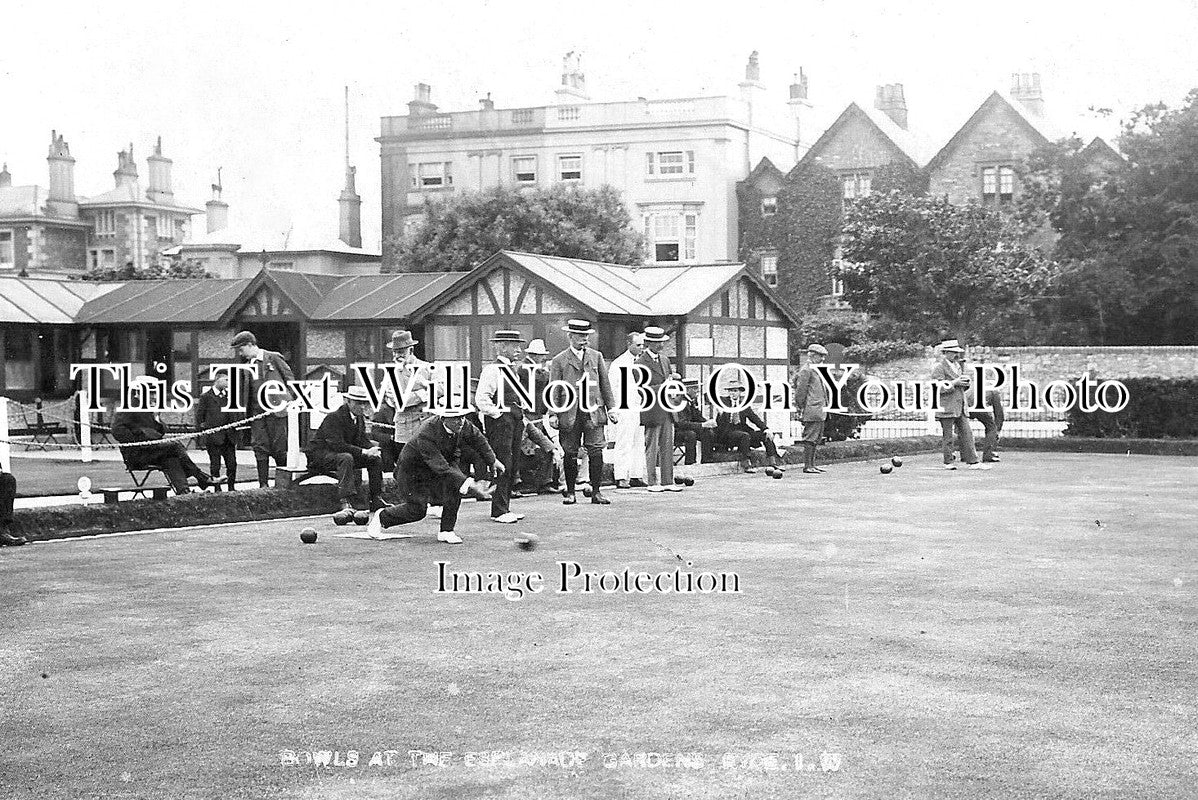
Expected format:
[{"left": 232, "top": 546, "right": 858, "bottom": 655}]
[
  {"left": 797, "top": 311, "right": 870, "bottom": 348},
  {"left": 843, "top": 340, "right": 926, "bottom": 367},
  {"left": 1065, "top": 378, "right": 1198, "bottom": 439}
]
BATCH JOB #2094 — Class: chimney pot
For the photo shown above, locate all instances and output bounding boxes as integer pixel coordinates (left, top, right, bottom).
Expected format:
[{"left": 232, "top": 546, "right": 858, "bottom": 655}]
[{"left": 874, "top": 82, "right": 909, "bottom": 130}]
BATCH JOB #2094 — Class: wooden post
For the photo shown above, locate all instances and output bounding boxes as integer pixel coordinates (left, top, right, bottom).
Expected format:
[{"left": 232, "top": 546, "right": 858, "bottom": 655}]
[
  {"left": 286, "top": 403, "right": 301, "bottom": 471},
  {"left": 0, "top": 397, "right": 11, "bottom": 474},
  {"left": 80, "top": 391, "right": 93, "bottom": 463}
]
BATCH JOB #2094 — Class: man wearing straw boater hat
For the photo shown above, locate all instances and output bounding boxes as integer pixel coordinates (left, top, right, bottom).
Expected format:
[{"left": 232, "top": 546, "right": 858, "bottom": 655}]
[
  {"left": 608, "top": 332, "right": 648, "bottom": 490},
  {"left": 475, "top": 329, "right": 530, "bottom": 524},
  {"left": 793, "top": 343, "right": 831, "bottom": 473},
  {"left": 373, "top": 329, "right": 437, "bottom": 477},
  {"left": 366, "top": 403, "right": 500, "bottom": 545},
  {"left": 548, "top": 319, "right": 618, "bottom": 505},
  {"left": 931, "top": 339, "right": 990, "bottom": 471},
  {"left": 637, "top": 325, "right": 683, "bottom": 493},
  {"left": 305, "top": 385, "right": 388, "bottom": 514}
]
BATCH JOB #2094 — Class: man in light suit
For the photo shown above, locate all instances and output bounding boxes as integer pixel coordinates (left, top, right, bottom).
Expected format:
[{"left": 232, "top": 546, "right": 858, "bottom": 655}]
[
  {"left": 793, "top": 343, "right": 831, "bottom": 474},
  {"left": 637, "top": 326, "right": 683, "bottom": 493},
  {"left": 931, "top": 339, "right": 990, "bottom": 471},
  {"left": 608, "top": 332, "right": 648, "bottom": 490},
  {"left": 548, "top": 319, "right": 618, "bottom": 506}
]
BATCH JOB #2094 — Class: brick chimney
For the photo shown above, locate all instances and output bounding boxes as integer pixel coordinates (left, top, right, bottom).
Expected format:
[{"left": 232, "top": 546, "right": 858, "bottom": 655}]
[
  {"left": 46, "top": 130, "right": 78, "bottom": 218},
  {"left": 146, "top": 136, "right": 174, "bottom": 204},
  {"left": 739, "top": 51, "right": 766, "bottom": 125},
  {"left": 0, "top": 163, "right": 10, "bottom": 188},
  {"left": 556, "top": 51, "right": 589, "bottom": 101},
  {"left": 408, "top": 83, "right": 438, "bottom": 116},
  {"left": 338, "top": 165, "right": 362, "bottom": 248},
  {"left": 788, "top": 69, "right": 813, "bottom": 149},
  {"left": 114, "top": 144, "right": 139, "bottom": 189},
  {"left": 874, "top": 83, "right": 908, "bottom": 129},
  {"left": 479, "top": 92, "right": 495, "bottom": 111},
  {"left": 1011, "top": 72, "right": 1045, "bottom": 117},
  {"left": 206, "top": 170, "right": 229, "bottom": 234}
]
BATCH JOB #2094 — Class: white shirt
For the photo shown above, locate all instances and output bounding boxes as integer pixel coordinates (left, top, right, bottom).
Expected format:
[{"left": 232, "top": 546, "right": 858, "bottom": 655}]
[{"left": 609, "top": 350, "right": 645, "bottom": 413}]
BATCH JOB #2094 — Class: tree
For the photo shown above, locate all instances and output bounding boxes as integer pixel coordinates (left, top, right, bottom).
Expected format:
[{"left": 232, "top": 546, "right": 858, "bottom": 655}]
[
  {"left": 1018, "top": 91, "right": 1198, "bottom": 344},
  {"left": 80, "top": 258, "right": 215, "bottom": 281},
  {"left": 385, "top": 185, "right": 645, "bottom": 273},
  {"left": 838, "top": 191, "right": 1054, "bottom": 343}
]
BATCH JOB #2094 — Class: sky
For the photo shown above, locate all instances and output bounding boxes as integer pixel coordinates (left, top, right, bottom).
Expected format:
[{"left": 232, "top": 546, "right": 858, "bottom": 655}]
[{"left": 3, "top": 0, "right": 1196, "bottom": 251}]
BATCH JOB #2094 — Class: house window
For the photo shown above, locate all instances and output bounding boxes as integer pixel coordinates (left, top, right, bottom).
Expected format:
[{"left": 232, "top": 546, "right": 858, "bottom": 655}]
[
  {"left": 0, "top": 231, "right": 13, "bottom": 269},
  {"left": 156, "top": 214, "right": 174, "bottom": 239},
  {"left": 831, "top": 276, "right": 845, "bottom": 296},
  {"left": 644, "top": 212, "right": 698, "bottom": 263},
  {"left": 513, "top": 156, "right": 537, "bottom": 184},
  {"left": 982, "top": 165, "right": 1015, "bottom": 204},
  {"left": 409, "top": 162, "right": 453, "bottom": 189},
  {"left": 842, "top": 173, "right": 871, "bottom": 201},
  {"left": 760, "top": 254, "right": 778, "bottom": 287},
  {"left": 558, "top": 154, "right": 582, "bottom": 182},
  {"left": 94, "top": 209, "right": 116, "bottom": 235},
  {"left": 761, "top": 197, "right": 777, "bottom": 217},
  {"left": 647, "top": 150, "right": 695, "bottom": 176}
]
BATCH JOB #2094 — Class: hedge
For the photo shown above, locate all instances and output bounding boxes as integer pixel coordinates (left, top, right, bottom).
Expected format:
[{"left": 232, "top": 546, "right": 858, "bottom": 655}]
[{"left": 1065, "top": 378, "right": 1198, "bottom": 439}]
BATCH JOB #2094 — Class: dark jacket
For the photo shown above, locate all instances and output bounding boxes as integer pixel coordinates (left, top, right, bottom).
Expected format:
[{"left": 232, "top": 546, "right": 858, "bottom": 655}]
[
  {"left": 547, "top": 347, "right": 615, "bottom": 431},
  {"left": 673, "top": 396, "right": 707, "bottom": 431},
  {"left": 112, "top": 411, "right": 170, "bottom": 469},
  {"left": 715, "top": 408, "right": 768, "bottom": 436},
  {"left": 240, "top": 350, "right": 296, "bottom": 417},
  {"left": 636, "top": 349, "right": 675, "bottom": 428},
  {"left": 195, "top": 389, "right": 241, "bottom": 448},
  {"left": 306, "top": 404, "right": 372, "bottom": 460},
  {"left": 397, "top": 417, "right": 496, "bottom": 501}
]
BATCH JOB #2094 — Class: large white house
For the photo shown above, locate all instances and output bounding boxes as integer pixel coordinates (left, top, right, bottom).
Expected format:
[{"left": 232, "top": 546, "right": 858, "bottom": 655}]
[{"left": 377, "top": 53, "right": 811, "bottom": 266}]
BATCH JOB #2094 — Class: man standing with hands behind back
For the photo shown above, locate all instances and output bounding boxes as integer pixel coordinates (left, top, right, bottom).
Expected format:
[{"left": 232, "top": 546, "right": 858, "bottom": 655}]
[
  {"left": 230, "top": 330, "right": 295, "bottom": 487},
  {"left": 608, "top": 332, "right": 647, "bottom": 490},
  {"left": 793, "top": 343, "right": 831, "bottom": 474},
  {"left": 548, "top": 319, "right": 617, "bottom": 506},
  {"left": 637, "top": 326, "right": 683, "bottom": 493}
]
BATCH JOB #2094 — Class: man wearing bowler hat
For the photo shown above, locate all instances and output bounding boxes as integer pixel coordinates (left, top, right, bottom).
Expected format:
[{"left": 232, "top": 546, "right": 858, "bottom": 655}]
[
  {"left": 637, "top": 326, "right": 683, "bottom": 493},
  {"left": 475, "top": 329, "right": 530, "bottom": 524},
  {"left": 305, "top": 385, "right": 388, "bottom": 513},
  {"left": 793, "top": 343, "right": 831, "bottom": 473},
  {"left": 932, "top": 339, "right": 990, "bottom": 471},
  {"left": 230, "top": 330, "right": 296, "bottom": 487},
  {"left": 366, "top": 405, "right": 500, "bottom": 545},
  {"left": 548, "top": 319, "right": 618, "bottom": 505}
]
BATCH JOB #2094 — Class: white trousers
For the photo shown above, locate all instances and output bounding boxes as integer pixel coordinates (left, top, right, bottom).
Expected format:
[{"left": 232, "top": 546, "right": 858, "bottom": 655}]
[{"left": 610, "top": 416, "right": 646, "bottom": 481}]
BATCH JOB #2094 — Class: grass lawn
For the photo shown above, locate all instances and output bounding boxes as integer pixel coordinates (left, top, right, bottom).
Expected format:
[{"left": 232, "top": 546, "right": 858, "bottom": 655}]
[{"left": 2, "top": 452, "right": 1195, "bottom": 799}]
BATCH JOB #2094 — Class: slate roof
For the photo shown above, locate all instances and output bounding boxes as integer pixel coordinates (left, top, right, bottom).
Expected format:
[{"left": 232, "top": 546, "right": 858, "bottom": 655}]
[{"left": 0, "top": 277, "right": 119, "bottom": 324}]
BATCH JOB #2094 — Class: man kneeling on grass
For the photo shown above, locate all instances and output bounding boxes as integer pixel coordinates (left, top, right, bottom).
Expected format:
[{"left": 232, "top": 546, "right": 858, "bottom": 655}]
[{"left": 367, "top": 405, "right": 502, "bottom": 545}]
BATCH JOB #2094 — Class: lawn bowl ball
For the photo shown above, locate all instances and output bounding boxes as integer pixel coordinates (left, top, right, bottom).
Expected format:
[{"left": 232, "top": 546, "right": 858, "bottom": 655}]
[
  {"left": 515, "top": 533, "right": 539, "bottom": 551},
  {"left": 353, "top": 510, "right": 371, "bottom": 526},
  {"left": 582, "top": 486, "right": 593, "bottom": 498},
  {"left": 674, "top": 476, "right": 686, "bottom": 485},
  {"left": 764, "top": 467, "right": 776, "bottom": 478},
  {"left": 892, "top": 457, "right": 904, "bottom": 468},
  {"left": 299, "top": 527, "right": 318, "bottom": 545},
  {"left": 683, "top": 476, "right": 695, "bottom": 487},
  {"left": 772, "top": 469, "right": 783, "bottom": 479},
  {"left": 880, "top": 464, "right": 893, "bottom": 474},
  {"left": 332, "top": 509, "right": 354, "bottom": 526}
]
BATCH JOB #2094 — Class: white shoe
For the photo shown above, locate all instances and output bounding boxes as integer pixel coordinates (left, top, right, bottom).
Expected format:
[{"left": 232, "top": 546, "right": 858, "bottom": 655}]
[
  {"left": 664, "top": 484, "right": 683, "bottom": 492},
  {"left": 513, "top": 512, "right": 526, "bottom": 521},
  {"left": 967, "top": 463, "right": 991, "bottom": 471},
  {"left": 942, "top": 464, "right": 958, "bottom": 470},
  {"left": 647, "top": 485, "right": 666, "bottom": 493},
  {"left": 427, "top": 506, "right": 442, "bottom": 519},
  {"left": 366, "top": 510, "right": 383, "bottom": 538},
  {"left": 491, "top": 512, "right": 520, "bottom": 524},
  {"left": 437, "top": 531, "right": 463, "bottom": 544}
]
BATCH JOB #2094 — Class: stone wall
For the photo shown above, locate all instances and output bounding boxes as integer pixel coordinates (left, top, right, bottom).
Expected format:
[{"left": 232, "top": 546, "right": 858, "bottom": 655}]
[{"left": 865, "top": 346, "right": 1198, "bottom": 383}]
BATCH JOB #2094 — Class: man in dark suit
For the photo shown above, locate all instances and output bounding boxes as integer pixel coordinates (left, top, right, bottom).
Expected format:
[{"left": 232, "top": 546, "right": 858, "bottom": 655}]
[
  {"left": 637, "top": 326, "right": 683, "bottom": 493},
  {"left": 547, "top": 319, "right": 618, "bottom": 505},
  {"left": 475, "top": 330, "right": 529, "bottom": 524},
  {"left": 0, "top": 470, "right": 24, "bottom": 547},
  {"left": 195, "top": 372, "right": 241, "bottom": 491},
  {"left": 713, "top": 383, "right": 778, "bottom": 473},
  {"left": 305, "top": 386, "right": 387, "bottom": 513},
  {"left": 672, "top": 379, "right": 714, "bottom": 466},
  {"left": 112, "top": 408, "right": 213, "bottom": 494},
  {"left": 231, "top": 330, "right": 295, "bottom": 487},
  {"left": 366, "top": 406, "right": 500, "bottom": 545},
  {"left": 969, "top": 387, "right": 1005, "bottom": 463}
]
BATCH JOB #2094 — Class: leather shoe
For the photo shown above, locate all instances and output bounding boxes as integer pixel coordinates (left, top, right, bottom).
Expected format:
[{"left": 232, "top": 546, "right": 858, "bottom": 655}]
[
  {"left": 590, "top": 491, "right": 611, "bottom": 505},
  {"left": 562, "top": 492, "right": 577, "bottom": 505},
  {"left": 1, "top": 531, "right": 27, "bottom": 546}
]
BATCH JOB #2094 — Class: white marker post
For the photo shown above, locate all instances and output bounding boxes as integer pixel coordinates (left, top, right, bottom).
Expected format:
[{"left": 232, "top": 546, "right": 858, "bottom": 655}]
[
  {"left": 286, "top": 403, "right": 302, "bottom": 471},
  {"left": 0, "top": 397, "right": 11, "bottom": 474},
  {"left": 79, "top": 391, "right": 93, "bottom": 464}
]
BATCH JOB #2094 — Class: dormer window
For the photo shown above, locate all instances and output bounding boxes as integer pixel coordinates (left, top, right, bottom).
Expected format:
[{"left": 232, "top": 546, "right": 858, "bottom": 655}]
[{"left": 761, "top": 196, "right": 777, "bottom": 217}]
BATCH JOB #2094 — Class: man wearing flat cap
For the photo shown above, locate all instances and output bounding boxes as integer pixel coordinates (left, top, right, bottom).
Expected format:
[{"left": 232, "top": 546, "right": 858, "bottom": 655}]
[
  {"left": 637, "top": 326, "right": 683, "bottom": 493},
  {"left": 548, "top": 319, "right": 618, "bottom": 505},
  {"left": 305, "top": 385, "right": 387, "bottom": 513},
  {"left": 931, "top": 339, "right": 990, "bottom": 471},
  {"left": 476, "top": 329, "right": 530, "bottom": 524},
  {"left": 793, "top": 343, "right": 831, "bottom": 473},
  {"left": 230, "top": 330, "right": 296, "bottom": 487},
  {"left": 366, "top": 405, "right": 499, "bottom": 545}
]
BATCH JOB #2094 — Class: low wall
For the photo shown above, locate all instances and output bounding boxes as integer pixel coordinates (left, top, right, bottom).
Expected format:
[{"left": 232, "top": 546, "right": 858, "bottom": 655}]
[{"left": 864, "top": 346, "right": 1198, "bottom": 384}]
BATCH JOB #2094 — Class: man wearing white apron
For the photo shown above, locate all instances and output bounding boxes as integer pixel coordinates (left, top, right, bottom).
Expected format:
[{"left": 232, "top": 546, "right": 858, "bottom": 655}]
[{"left": 608, "top": 332, "right": 647, "bottom": 490}]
